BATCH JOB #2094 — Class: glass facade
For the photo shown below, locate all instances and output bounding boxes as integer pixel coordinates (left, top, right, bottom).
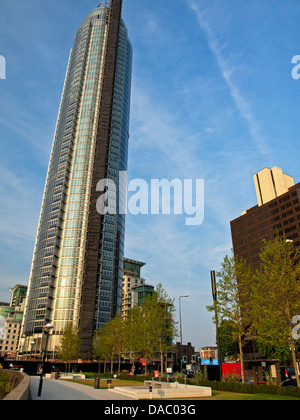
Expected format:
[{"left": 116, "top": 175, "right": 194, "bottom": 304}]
[{"left": 20, "top": 2, "right": 132, "bottom": 354}]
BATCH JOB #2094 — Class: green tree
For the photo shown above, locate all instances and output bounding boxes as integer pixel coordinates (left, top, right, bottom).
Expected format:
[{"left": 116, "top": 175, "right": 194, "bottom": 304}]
[
  {"left": 93, "top": 316, "right": 127, "bottom": 375},
  {"left": 135, "top": 284, "right": 178, "bottom": 375},
  {"left": 109, "top": 315, "right": 126, "bottom": 375},
  {"left": 92, "top": 285, "right": 177, "bottom": 376},
  {"left": 122, "top": 306, "right": 142, "bottom": 369},
  {"left": 92, "top": 327, "right": 111, "bottom": 373},
  {"left": 207, "top": 253, "right": 253, "bottom": 383},
  {"left": 57, "top": 323, "right": 81, "bottom": 372},
  {"left": 219, "top": 320, "right": 238, "bottom": 360},
  {"left": 250, "top": 236, "right": 300, "bottom": 387}
]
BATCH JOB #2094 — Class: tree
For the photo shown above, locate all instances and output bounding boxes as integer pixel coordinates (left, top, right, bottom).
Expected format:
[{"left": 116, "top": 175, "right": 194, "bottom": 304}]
[
  {"left": 219, "top": 320, "right": 238, "bottom": 360},
  {"left": 57, "top": 323, "right": 81, "bottom": 372},
  {"left": 109, "top": 315, "right": 126, "bottom": 375},
  {"left": 92, "top": 285, "right": 177, "bottom": 376},
  {"left": 250, "top": 236, "right": 300, "bottom": 387},
  {"left": 92, "top": 328, "right": 111, "bottom": 373},
  {"left": 122, "top": 305, "right": 142, "bottom": 369},
  {"left": 207, "top": 253, "right": 253, "bottom": 383},
  {"left": 136, "top": 284, "right": 178, "bottom": 375},
  {"left": 93, "top": 316, "right": 127, "bottom": 375}
]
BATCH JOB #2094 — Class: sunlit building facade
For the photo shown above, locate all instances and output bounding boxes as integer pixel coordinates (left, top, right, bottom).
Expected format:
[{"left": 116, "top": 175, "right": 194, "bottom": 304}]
[{"left": 20, "top": 1, "right": 132, "bottom": 358}]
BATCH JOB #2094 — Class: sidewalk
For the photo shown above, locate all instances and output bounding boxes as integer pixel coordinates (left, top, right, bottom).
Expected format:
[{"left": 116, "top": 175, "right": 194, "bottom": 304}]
[{"left": 30, "top": 376, "right": 135, "bottom": 400}]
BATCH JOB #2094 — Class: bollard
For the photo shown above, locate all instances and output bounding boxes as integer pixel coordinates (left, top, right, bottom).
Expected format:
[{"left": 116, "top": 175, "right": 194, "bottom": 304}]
[
  {"left": 107, "top": 379, "right": 112, "bottom": 389},
  {"left": 94, "top": 378, "right": 100, "bottom": 389},
  {"left": 149, "top": 384, "right": 153, "bottom": 400}
]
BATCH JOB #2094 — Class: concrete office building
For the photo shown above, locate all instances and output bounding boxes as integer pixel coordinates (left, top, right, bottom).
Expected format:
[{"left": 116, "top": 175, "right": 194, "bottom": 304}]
[
  {"left": 231, "top": 167, "right": 300, "bottom": 268},
  {"left": 253, "top": 167, "right": 294, "bottom": 207},
  {"left": 20, "top": 1, "right": 132, "bottom": 359}
]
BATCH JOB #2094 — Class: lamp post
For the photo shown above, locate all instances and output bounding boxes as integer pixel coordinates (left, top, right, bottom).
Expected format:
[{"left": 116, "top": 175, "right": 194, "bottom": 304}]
[
  {"left": 179, "top": 294, "right": 189, "bottom": 372},
  {"left": 210, "top": 271, "right": 223, "bottom": 380},
  {"left": 37, "top": 323, "right": 53, "bottom": 397}
]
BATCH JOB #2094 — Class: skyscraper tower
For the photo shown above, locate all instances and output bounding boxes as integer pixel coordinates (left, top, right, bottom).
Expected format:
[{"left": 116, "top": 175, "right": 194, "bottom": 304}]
[{"left": 20, "top": 0, "right": 132, "bottom": 359}]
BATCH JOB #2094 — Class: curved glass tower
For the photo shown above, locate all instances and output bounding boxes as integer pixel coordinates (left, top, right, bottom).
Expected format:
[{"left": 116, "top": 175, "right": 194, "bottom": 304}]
[{"left": 20, "top": 0, "right": 132, "bottom": 358}]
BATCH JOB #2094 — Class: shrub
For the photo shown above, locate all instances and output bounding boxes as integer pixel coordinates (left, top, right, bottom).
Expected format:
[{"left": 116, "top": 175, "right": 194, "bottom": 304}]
[
  {"left": 189, "top": 376, "right": 300, "bottom": 398},
  {"left": 0, "top": 371, "right": 9, "bottom": 400}
]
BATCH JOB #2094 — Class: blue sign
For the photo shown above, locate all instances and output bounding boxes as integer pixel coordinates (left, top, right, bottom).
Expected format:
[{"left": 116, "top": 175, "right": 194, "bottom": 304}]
[{"left": 201, "top": 359, "right": 219, "bottom": 366}]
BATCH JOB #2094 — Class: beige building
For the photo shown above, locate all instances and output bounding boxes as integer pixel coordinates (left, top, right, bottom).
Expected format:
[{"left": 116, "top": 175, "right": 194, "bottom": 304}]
[
  {"left": 0, "top": 285, "right": 27, "bottom": 359},
  {"left": 253, "top": 166, "right": 294, "bottom": 207},
  {"left": 122, "top": 258, "right": 154, "bottom": 318}
]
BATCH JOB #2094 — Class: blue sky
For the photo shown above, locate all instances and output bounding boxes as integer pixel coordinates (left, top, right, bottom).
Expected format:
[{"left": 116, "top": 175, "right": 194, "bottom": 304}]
[{"left": 0, "top": 0, "right": 300, "bottom": 350}]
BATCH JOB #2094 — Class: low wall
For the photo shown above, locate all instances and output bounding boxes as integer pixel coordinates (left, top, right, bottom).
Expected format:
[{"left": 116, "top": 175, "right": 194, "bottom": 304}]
[
  {"left": 2, "top": 370, "right": 32, "bottom": 401},
  {"left": 110, "top": 381, "right": 212, "bottom": 399}
]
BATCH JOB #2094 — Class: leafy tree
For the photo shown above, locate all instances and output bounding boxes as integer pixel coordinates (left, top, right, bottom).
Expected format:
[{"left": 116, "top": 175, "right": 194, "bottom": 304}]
[
  {"left": 57, "top": 323, "right": 81, "bottom": 372},
  {"left": 92, "top": 284, "right": 177, "bottom": 376},
  {"left": 219, "top": 320, "right": 238, "bottom": 359},
  {"left": 109, "top": 315, "right": 126, "bottom": 375},
  {"left": 135, "top": 284, "right": 178, "bottom": 375},
  {"left": 122, "top": 305, "right": 142, "bottom": 369},
  {"left": 207, "top": 253, "right": 253, "bottom": 383},
  {"left": 250, "top": 236, "right": 300, "bottom": 387},
  {"left": 92, "top": 327, "right": 111, "bottom": 373},
  {"left": 93, "top": 316, "right": 127, "bottom": 375}
]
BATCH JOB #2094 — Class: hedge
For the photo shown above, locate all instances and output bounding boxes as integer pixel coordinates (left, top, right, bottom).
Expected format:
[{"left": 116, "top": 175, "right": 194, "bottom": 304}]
[{"left": 188, "top": 377, "right": 300, "bottom": 399}]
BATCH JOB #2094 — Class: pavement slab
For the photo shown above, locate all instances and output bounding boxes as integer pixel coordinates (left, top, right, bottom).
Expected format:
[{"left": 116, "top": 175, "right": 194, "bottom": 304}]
[{"left": 30, "top": 376, "right": 135, "bottom": 401}]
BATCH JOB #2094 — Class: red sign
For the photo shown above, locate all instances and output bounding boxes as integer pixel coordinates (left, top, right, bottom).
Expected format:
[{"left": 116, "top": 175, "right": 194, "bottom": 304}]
[{"left": 222, "top": 363, "right": 243, "bottom": 378}]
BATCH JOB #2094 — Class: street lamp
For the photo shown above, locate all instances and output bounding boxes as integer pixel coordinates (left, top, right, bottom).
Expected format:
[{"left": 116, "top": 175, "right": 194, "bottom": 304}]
[
  {"left": 179, "top": 294, "right": 189, "bottom": 372},
  {"left": 210, "top": 271, "right": 223, "bottom": 380},
  {"left": 37, "top": 323, "right": 53, "bottom": 397}
]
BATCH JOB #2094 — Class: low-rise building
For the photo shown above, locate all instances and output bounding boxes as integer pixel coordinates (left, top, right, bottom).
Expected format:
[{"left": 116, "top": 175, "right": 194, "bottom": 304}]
[
  {"left": 175, "top": 341, "right": 195, "bottom": 366},
  {"left": 0, "top": 285, "right": 27, "bottom": 359},
  {"left": 200, "top": 345, "right": 218, "bottom": 360}
]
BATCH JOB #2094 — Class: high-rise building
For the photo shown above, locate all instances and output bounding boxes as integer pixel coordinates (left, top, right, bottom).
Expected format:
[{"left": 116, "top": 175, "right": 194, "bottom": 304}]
[
  {"left": 253, "top": 166, "right": 294, "bottom": 207},
  {"left": 231, "top": 167, "right": 300, "bottom": 269},
  {"left": 20, "top": 0, "right": 132, "bottom": 359}
]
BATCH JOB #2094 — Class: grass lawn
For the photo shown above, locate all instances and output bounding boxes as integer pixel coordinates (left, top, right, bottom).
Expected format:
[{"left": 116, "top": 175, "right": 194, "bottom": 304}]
[
  {"left": 67, "top": 378, "right": 300, "bottom": 400},
  {"left": 176, "top": 390, "right": 300, "bottom": 400}
]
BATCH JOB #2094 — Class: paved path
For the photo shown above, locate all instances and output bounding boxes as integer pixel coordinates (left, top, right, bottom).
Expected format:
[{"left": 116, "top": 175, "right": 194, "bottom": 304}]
[{"left": 30, "top": 376, "right": 135, "bottom": 400}]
